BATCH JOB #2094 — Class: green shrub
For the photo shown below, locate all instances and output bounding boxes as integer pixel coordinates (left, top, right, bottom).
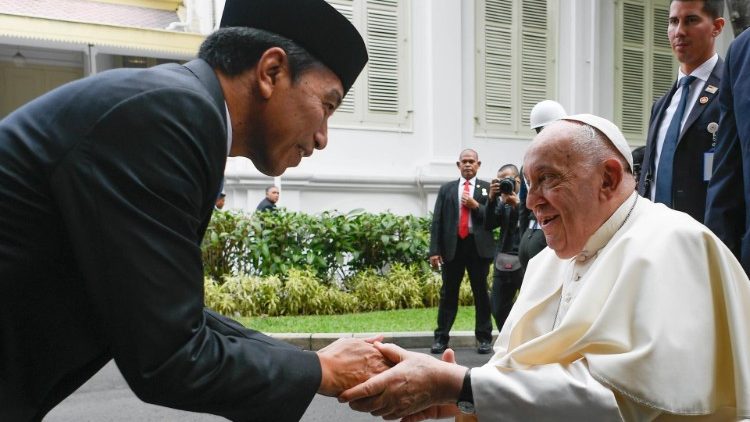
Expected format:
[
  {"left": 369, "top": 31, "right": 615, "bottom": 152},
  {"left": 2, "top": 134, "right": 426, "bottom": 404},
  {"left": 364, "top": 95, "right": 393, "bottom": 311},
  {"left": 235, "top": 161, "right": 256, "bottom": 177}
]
[{"left": 201, "top": 209, "right": 432, "bottom": 282}]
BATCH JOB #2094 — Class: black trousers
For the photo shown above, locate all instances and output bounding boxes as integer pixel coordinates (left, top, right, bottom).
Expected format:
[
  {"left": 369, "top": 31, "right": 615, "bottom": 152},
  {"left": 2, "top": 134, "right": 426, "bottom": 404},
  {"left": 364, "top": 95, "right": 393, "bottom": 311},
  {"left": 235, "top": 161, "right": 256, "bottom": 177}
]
[
  {"left": 490, "top": 266, "right": 523, "bottom": 332},
  {"left": 435, "top": 235, "right": 492, "bottom": 343}
]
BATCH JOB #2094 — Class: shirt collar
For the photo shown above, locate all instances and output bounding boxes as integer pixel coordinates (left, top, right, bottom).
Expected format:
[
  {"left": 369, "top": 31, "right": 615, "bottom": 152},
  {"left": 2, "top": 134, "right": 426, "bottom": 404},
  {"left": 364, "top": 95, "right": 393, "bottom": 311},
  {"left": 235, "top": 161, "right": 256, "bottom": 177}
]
[
  {"left": 225, "top": 103, "right": 232, "bottom": 156},
  {"left": 575, "top": 192, "right": 639, "bottom": 262},
  {"left": 677, "top": 53, "right": 718, "bottom": 83},
  {"left": 460, "top": 177, "right": 477, "bottom": 186}
]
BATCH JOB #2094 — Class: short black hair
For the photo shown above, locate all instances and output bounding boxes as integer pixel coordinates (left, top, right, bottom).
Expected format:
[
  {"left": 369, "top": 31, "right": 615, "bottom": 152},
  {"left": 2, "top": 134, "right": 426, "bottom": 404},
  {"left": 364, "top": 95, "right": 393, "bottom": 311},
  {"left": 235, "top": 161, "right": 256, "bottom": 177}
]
[
  {"left": 670, "top": 0, "right": 724, "bottom": 19},
  {"left": 198, "top": 27, "right": 322, "bottom": 82},
  {"left": 498, "top": 164, "right": 519, "bottom": 177},
  {"left": 265, "top": 185, "right": 278, "bottom": 194}
]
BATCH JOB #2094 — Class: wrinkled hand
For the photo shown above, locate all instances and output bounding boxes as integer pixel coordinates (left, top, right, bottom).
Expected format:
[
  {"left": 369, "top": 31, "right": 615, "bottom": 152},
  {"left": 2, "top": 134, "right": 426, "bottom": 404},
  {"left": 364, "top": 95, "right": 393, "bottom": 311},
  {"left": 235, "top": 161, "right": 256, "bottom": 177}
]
[
  {"left": 399, "top": 349, "right": 461, "bottom": 422},
  {"left": 317, "top": 335, "right": 391, "bottom": 397},
  {"left": 338, "top": 342, "right": 466, "bottom": 420}
]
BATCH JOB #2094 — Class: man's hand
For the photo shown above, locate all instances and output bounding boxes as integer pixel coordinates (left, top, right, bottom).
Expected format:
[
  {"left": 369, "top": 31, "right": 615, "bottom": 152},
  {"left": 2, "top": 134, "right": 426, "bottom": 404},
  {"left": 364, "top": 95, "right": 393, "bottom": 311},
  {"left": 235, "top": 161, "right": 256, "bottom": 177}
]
[
  {"left": 429, "top": 255, "right": 443, "bottom": 270},
  {"left": 488, "top": 180, "right": 501, "bottom": 201},
  {"left": 461, "top": 193, "right": 479, "bottom": 210},
  {"left": 338, "top": 342, "right": 466, "bottom": 420},
  {"left": 399, "top": 349, "right": 461, "bottom": 422},
  {"left": 317, "top": 336, "right": 391, "bottom": 397},
  {"left": 501, "top": 190, "right": 520, "bottom": 208}
]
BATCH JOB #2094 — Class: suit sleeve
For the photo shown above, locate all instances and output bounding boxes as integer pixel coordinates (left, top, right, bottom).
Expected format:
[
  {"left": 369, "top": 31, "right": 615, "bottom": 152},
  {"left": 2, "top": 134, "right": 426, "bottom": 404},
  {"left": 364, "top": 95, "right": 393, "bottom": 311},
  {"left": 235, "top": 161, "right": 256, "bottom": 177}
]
[
  {"left": 484, "top": 195, "right": 501, "bottom": 231},
  {"left": 49, "top": 88, "right": 320, "bottom": 422},
  {"left": 429, "top": 186, "right": 445, "bottom": 257},
  {"left": 706, "top": 44, "right": 745, "bottom": 258}
]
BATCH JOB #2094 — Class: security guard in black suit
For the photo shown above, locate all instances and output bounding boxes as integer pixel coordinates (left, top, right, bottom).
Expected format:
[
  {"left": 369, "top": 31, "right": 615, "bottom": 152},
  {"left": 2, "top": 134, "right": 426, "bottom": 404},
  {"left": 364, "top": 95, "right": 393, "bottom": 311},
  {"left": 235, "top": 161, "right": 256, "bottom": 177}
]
[{"left": 429, "top": 149, "right": 495, "bottom": 355}]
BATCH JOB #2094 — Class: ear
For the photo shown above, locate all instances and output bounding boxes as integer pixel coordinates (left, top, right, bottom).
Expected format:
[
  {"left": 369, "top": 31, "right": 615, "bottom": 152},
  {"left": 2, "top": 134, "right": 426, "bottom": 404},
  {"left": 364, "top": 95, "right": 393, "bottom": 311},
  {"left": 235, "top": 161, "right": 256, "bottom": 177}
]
[
  {"left": 600, "top": 158, "right": 624, "bottom": 199},
  {"left": 255, "top": 47, "right": 289, "bottom": 100},
  {"left": 456, "top": 161, "right": 461, "bottom": 169},
  {"left": 477, "top": 161, "right": 482, "bottom": 168},
  {"left": 713, "top": 17, "right": 726, "bottom": 36}
]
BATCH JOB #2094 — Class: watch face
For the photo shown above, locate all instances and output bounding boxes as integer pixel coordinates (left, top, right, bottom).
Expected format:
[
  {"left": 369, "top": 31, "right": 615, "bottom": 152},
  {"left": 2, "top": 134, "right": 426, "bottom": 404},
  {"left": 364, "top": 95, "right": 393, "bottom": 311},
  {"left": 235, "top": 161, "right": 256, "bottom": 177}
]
[{"left": 457, "top": 400, "right": 476, "bottom": 414}]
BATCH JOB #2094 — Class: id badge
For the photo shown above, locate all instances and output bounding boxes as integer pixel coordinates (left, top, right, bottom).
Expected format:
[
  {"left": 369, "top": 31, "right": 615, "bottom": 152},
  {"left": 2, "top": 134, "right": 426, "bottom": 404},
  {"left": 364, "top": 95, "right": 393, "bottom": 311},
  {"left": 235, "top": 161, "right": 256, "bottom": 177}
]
[{"left": 703, "top": 151, "right": 714, "bottom": 181}]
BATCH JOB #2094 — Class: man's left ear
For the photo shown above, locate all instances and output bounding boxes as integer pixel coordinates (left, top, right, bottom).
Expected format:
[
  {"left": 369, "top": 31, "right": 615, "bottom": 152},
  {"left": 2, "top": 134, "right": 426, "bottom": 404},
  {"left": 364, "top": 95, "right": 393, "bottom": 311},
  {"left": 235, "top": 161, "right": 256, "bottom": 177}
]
[
  {"left": 256, "top": 47, "right": 289, "bottom": 99},
  {"left": 713, "top": 17, "right": 726, "bottom": 36},
  {"left": 601, "top": 158, "right": 624, "bottom": 195}
]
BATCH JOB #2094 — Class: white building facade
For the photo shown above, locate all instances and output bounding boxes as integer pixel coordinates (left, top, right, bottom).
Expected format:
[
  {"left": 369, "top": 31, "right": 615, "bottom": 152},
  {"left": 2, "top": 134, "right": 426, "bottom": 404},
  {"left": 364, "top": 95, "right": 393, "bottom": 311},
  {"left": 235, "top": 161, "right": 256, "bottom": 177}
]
[{"left": 0, "top": 0, "right": 736, "bottom": 215}]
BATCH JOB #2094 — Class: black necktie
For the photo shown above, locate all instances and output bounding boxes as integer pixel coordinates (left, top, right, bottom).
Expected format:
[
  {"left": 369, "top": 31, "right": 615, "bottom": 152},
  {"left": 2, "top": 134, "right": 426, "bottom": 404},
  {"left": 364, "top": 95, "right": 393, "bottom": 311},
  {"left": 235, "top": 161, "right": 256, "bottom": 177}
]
[{"left": 654, "top": 75, "right": 697, "bottom": 206}]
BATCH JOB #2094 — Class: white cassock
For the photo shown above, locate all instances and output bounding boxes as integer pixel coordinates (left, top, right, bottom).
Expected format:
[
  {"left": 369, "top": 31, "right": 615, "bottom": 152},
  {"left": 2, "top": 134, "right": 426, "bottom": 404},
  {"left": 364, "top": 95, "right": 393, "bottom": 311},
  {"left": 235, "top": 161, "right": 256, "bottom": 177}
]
[{"left": 472, "top": 192, "right": 750, "bottom": 421}]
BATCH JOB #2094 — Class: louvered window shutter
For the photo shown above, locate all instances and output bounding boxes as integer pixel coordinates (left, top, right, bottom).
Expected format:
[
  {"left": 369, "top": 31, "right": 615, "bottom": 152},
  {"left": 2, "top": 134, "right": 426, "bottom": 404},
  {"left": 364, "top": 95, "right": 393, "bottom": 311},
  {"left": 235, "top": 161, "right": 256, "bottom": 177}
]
[
  {"left": 327, "top": 0, "right": 357, "bottom": 114},
  {"left": 367, "top": 0, "right": 399, "bottom": 115},
  {"left": 621, "top": 1, "right": 647, "bottom": 135},
  {"left": 477, "top": 0, "right": 554, "bottom": 136},
  {"left": 483, "top": 0, "right": 513, "bottom": 128},
  {"left": 520, "top": 0, "right": 550, "bottom": 129},
  {"left": 651, "top": 4, "right": 675, "bottom": 102},
  {"left": 617, "top": 0, "right": 675, "bottom": 142},
  {"left": 326, "top": 0, "right": 410, "bottom": 129}
]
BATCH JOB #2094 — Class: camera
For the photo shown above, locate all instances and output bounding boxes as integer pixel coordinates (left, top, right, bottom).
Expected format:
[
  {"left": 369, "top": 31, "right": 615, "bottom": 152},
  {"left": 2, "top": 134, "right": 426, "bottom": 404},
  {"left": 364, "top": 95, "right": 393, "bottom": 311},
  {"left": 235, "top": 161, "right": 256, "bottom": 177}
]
[{"left": 492, "top": 177, "right": 516, "bottom": 195}]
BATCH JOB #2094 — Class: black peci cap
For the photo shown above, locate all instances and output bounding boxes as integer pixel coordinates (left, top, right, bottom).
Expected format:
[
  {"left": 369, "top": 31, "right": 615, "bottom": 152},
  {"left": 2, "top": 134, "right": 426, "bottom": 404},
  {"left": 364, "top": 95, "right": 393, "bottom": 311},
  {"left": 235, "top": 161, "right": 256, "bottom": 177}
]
[{"left": 220, "top": 0, "right": 368, "bottom": 96}]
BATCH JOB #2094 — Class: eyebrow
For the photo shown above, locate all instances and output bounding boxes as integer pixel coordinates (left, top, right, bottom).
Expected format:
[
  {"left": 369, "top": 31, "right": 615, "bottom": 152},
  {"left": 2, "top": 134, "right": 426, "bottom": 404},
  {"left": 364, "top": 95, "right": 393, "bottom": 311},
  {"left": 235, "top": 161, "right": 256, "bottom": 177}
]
[{"left": 327, "top": 90, "right": 343, "bottom": 109}]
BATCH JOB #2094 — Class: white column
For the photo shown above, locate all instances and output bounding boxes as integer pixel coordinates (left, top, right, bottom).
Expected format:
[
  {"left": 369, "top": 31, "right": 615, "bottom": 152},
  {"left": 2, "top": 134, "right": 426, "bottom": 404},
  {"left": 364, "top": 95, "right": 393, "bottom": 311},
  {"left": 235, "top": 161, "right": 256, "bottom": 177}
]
[{"left": 557, "top": 0, "right": 615, "bottom": 120}]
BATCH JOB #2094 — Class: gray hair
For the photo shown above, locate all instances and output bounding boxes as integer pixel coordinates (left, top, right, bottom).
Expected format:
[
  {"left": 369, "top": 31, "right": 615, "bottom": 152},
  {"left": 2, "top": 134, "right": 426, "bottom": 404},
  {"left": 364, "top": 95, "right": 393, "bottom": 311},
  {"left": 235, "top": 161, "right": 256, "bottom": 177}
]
[{"left": 569, "top": 123, "right": 631, "bottom": 174}]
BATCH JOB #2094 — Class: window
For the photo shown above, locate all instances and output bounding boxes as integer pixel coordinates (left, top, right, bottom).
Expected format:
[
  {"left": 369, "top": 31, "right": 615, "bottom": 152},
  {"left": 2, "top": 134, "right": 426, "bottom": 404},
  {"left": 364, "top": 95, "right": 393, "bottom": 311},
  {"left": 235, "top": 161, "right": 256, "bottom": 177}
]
[
  {"left": 615, "top": 0, "right": 676, "bottom": 143},
  {"left": 327, "top": 0, "right": 412, "bottom": 130},
  {"left": 475, "top": 0, "right": 557, "bottom": 137}
]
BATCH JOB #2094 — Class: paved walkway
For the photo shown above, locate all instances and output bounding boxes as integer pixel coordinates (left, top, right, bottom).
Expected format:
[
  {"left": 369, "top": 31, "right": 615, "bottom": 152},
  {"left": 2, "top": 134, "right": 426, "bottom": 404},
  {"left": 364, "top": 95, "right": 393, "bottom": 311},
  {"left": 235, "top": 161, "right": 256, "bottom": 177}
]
[{"left": 271, "top": 330, "right": 498, "bottom": 350}]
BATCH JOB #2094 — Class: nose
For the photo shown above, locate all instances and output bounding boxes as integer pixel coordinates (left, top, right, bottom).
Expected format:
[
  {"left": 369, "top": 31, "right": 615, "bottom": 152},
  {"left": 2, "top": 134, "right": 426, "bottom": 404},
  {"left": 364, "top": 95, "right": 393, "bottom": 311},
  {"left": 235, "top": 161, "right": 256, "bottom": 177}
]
[
  {"left": 672, "top": 21, "right": 686, "bottom": 37},
  {"left": 314, "top": 121, "right": 328, "bottom": 150},
  {"left": 526, "top": 184, "right": 541, "bottom": 210}
]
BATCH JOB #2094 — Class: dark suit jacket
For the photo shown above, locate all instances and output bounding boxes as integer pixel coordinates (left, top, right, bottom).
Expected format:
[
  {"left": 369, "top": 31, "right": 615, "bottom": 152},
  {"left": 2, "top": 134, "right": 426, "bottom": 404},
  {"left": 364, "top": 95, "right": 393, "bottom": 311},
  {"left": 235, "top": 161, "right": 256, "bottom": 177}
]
[
  {"left": 256, "top": 198, "right": 277, "bottom": 211},
  {"left": 0, "top": 60, "right": 319, "bottom": 421},
  {"left": 429, "top": 179, "right": 495, "bottom": 262},
  {"left": 638, "top": 58, "right": 723, "bottom": 223},
  {"left": 484, "top": 196, "right": 520, "bottom": 255},
  {"left": 706, "top": 29, "right": 750, "bottom": 275}
]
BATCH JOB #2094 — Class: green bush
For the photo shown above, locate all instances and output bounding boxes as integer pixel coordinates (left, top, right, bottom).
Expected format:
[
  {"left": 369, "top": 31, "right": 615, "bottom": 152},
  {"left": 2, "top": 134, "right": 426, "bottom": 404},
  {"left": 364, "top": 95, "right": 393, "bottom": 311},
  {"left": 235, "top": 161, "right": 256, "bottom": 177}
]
[
  {"left": 201, "top": 209, "right": 432, "bottom": 282},
  {"left": 204, "top": 264, "right": 483, "bottom": 317}
]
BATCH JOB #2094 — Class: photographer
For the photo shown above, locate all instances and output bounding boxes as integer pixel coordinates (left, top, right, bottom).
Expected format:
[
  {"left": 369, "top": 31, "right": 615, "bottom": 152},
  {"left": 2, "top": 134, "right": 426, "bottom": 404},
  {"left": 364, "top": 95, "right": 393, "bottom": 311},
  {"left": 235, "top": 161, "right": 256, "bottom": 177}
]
[{"left": 484, "top": 164, "right": 523, "bottom": 332}]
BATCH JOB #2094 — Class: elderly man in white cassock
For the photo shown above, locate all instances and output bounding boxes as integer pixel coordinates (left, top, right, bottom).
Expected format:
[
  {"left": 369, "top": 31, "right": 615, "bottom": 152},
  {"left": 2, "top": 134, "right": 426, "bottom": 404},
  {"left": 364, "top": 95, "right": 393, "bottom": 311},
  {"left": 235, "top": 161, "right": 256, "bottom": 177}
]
[{"left": 339, "top": 114, "right": 750, "bottom": 422}]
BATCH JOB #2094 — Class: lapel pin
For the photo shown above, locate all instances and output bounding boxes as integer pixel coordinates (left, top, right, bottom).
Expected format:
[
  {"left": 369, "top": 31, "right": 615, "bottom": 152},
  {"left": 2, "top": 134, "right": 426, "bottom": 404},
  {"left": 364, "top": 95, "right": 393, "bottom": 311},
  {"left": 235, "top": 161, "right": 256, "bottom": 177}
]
[
  {"left": 705, "top": 85, "right": 718, "bottom": 94},
  {"left": 699, "top": 96, "right": 709, "bottom": 104}
]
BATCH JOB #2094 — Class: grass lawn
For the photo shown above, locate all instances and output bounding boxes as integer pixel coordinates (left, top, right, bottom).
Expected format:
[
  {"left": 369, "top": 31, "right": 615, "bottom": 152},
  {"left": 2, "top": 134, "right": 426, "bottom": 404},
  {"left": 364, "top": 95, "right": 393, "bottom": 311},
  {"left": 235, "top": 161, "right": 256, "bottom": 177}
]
[{"left": 236, "top": 306, "right": 477, "bottom": 333}]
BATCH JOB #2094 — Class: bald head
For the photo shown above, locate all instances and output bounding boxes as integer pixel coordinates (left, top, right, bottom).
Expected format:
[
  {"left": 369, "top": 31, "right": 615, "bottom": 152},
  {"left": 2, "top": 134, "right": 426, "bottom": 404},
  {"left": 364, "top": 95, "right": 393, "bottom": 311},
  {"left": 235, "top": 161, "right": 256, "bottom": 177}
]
[{"left": 523, "top": 119, "right": 635, "bottom": 258}]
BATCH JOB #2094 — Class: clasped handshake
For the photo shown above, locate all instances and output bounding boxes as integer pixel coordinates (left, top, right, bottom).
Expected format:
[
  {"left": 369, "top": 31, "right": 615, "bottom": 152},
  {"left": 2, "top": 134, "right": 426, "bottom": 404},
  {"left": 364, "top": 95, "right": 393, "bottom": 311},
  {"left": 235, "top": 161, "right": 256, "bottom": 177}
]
[{"left": 316, "top": 336, "right": 470, "bottom": 422}]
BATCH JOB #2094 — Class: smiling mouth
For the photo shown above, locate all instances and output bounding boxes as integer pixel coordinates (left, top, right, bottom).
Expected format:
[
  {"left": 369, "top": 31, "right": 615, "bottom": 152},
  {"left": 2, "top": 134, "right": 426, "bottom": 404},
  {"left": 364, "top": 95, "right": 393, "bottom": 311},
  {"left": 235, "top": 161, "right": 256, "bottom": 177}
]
[{"left": 539, "top": 215, "right": 559, "bottom": 227}]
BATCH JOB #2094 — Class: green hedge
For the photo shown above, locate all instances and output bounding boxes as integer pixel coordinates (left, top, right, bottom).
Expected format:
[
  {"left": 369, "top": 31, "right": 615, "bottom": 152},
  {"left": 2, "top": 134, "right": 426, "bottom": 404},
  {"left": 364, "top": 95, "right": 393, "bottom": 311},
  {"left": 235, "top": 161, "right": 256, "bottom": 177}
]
[
  {"left": 202, "top": 209, "right": 484, "bottom": 316},
  {"left": 201, "top": 209, "right": 432, "bottom": 281},
  {"left": 205, "top": 265, "right": 477, "bottom": 317}
]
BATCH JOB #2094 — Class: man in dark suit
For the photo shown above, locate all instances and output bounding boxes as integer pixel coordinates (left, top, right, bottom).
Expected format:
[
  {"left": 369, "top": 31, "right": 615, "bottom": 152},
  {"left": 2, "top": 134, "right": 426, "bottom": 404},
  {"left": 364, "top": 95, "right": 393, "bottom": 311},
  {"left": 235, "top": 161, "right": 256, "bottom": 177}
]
[
  {"left": 429, "top": 149, "right": 495, "bottom": 355},
  {"left": 256, "top": 185, "right": 279, "bottom": 211},
  {"left": 0, "top": 1, "right": 389, "bottom": 421},
  {"left": 706, "top": 27, "right": 750, "bottom": 276},
  {"left": 638, "top": 0, "right": 726, "bottom": 223},
  {"left": 484, "top": 164, "right": 523, "bottom": 333}
]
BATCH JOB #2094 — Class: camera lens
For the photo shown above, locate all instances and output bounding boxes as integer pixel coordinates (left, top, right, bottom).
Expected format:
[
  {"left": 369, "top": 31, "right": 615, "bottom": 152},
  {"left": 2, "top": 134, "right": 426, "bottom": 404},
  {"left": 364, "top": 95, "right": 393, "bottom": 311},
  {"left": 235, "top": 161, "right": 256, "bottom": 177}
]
[{"left": 499, "top": 178, "right": 514, "bottom": 194}]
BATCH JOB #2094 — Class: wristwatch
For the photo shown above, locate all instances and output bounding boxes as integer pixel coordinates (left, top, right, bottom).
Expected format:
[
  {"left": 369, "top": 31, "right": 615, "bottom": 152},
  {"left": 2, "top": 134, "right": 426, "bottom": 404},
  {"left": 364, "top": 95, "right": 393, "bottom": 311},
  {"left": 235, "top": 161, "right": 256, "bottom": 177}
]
[{"left": 456, "top": 368, "right": 475, "bottom": 414}]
